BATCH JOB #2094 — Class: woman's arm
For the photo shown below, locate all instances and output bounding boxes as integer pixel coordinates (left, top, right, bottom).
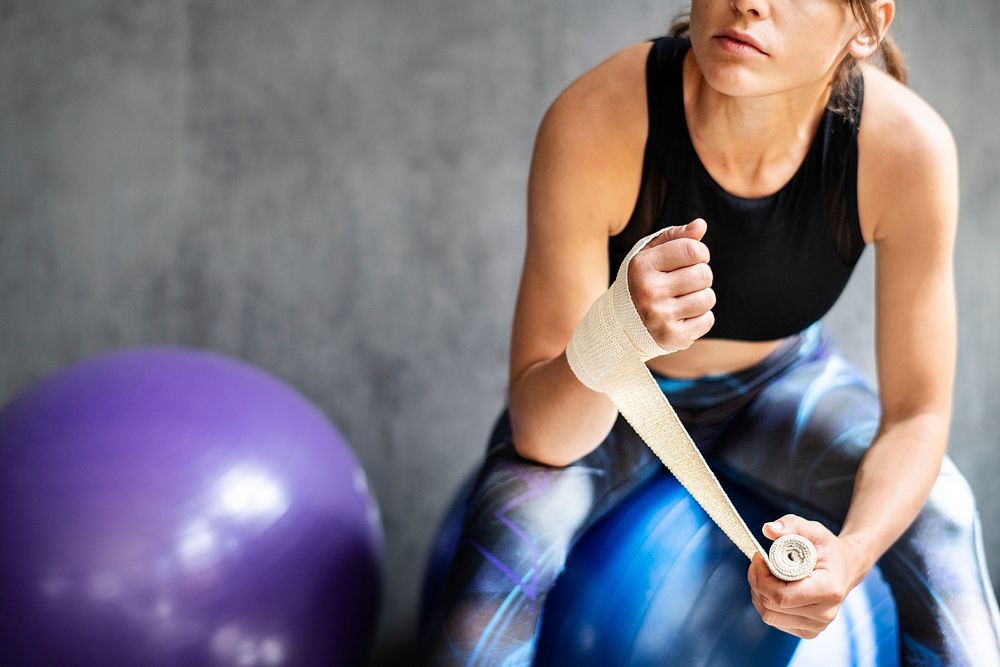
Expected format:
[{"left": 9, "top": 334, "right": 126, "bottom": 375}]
[
  {"left": 507, "top": 43, "right": 651, "bottom": 467},
  {"left": 837, "top": 69, "right": 960, "bottom": 588}
]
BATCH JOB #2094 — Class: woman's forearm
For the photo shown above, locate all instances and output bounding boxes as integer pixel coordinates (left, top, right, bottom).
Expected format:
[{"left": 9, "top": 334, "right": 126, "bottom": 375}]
[
  {"left": 838, "top": 412, "right": 951, "bottom": 588},
  {"left": 507, "top": 350, "right": 621, "bottom": 467}
]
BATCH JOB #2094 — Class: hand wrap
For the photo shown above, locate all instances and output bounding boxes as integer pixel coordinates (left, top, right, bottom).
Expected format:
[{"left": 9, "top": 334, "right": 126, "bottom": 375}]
[{"left": 565, "top": 227, "right": 816, "bottom": 581}]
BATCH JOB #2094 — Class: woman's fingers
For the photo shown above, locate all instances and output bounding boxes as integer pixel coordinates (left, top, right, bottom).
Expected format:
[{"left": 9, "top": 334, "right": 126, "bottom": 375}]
[
  {"left": 672, "top": 288, "right": 717, "bottom": 320},
  {"left": 643, "top": 218, "right": 707, "bottom": 250},
  {"left": 678, "top": 310, "right": 715, "bottom": 341},
  {"left": 641, "top": 227, "right": 710, "bottom": 274},
  {"left": 627, "top": 218, "right": 715, "bottom": 349},
  {"left": 662, "top": 260, "right": 714, "bottom": 297}
]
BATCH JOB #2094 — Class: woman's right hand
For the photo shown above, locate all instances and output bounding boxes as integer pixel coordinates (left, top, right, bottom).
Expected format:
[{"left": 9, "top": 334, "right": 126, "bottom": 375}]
[{"left": 627, "top": 218, "right": 716, "bottom": 352}]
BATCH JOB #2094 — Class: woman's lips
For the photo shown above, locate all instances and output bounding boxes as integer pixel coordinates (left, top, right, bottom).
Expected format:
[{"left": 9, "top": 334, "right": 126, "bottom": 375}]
[{"left": 713, "top": 35, "right": 767, "bottom": 56}]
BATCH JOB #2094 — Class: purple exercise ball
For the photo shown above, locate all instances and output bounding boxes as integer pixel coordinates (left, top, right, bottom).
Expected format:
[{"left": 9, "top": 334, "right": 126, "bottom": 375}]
[{"left": 0, "top": 346, "right": 382, "bottom": 666}]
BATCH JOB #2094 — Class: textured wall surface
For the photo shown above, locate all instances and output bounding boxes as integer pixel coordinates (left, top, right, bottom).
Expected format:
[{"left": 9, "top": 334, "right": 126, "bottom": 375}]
[{"left": 1, "top": 2, "right": 997, "bottom": 664}]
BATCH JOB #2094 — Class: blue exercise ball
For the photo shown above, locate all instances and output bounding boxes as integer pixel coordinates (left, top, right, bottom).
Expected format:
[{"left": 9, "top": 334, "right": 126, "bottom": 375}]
[
  {"left": 0, "top": 346, "right": 383, "bottom": 666},
  {"left": 423, "top": 465, "right": 899, "bottom": 666}
]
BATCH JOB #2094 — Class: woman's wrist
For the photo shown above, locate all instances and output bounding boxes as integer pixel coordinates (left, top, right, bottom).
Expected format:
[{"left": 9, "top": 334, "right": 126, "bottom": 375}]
[{"left": 838, "top": 530, "right": 878, "bottom": 589}]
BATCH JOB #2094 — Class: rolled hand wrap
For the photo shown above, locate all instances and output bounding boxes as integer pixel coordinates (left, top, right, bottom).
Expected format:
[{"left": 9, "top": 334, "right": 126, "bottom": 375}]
[{"left": 565, "top": 227, "right": 816, "bottom": 582}]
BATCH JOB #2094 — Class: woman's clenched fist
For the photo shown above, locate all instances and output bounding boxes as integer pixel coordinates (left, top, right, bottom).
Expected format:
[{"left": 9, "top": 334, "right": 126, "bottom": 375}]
[{"left": 626, "top": 218, "right": 715, "bottom": 351}]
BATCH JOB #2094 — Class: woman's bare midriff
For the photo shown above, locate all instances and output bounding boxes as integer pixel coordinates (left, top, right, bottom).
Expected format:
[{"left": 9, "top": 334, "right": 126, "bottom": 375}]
[{"left": 645, "top": 336, "right": 790, "bottom": 379}]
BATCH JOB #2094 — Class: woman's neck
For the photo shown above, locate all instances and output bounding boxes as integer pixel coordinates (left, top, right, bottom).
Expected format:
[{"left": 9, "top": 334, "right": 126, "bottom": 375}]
[{"left": 682, "top": 50, "right": 835, "bottom": 196}]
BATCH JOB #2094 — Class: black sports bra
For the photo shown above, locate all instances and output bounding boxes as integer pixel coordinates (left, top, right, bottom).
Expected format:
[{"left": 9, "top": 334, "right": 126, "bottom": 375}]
[{"left": 608, "top": 36, "right": 868, "bottom": 341}]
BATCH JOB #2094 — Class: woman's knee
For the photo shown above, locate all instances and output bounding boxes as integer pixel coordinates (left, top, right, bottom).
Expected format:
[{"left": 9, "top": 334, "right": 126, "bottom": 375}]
[
  {"left": 475, "top": 412, "right": 658, "bottom": 524},
  {"left": 909, "top": 454, "right": 981, "bottom": 543},
  {"left": 463, "top": 440, "right": 602, "bottom": 553}
]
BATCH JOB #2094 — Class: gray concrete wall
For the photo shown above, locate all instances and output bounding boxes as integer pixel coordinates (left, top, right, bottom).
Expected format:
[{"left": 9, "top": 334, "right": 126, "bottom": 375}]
[{"left": 1, "top": 2, "right": 997, "bottom": 665}]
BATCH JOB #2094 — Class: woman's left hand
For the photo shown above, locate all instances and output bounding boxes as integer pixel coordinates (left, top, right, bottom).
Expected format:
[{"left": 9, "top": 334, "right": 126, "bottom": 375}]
[{"left": 747, "top": 513, "right": 868, "bottom": 639}]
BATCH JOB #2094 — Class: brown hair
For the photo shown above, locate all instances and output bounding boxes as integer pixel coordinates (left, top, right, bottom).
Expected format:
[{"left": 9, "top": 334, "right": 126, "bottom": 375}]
[{"left": 667, "top": 2, "right": 907, "bottom": 120}]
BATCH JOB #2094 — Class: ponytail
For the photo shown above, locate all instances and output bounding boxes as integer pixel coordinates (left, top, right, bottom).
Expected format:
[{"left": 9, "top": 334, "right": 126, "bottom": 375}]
[{"left": 877, "top": 33, "right": 908, "bottom": 84}]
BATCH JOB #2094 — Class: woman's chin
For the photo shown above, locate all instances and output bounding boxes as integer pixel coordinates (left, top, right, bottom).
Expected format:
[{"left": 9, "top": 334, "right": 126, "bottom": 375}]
[
  {"left": 698, "top": 67, "right": 773, "bottom": 99},
  {"left": 690, "top": 48, "right": 771, "bottom": 97}
]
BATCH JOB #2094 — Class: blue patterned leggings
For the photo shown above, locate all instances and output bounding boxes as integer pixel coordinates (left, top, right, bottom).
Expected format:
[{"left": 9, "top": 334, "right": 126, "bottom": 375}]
[{"left": 420, "top": 322, "right": 1000, "bottom": 666}]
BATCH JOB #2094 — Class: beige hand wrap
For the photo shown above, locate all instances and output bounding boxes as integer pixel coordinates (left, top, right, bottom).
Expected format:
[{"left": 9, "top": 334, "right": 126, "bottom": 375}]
[{"left": 566, "top": 227, "right": 816, "bottom": 582}]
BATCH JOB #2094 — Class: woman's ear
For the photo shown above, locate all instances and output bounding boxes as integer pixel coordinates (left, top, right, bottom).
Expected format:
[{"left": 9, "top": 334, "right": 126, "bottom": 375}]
[{"left": 846, "top": 0, "right": 895, "bottom": 60}]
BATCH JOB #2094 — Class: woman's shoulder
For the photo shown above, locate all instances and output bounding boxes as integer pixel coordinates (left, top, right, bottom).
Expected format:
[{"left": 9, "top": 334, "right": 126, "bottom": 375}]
[
  {"left": 857, "top": 64, "right": 956, "bottom": 176},
  {"left": 536, "top": 39, "right": 657, "bottom": 235},
  {"left": 857, "top": 63, "right": 958, "bottom": 242},
  {"left": 542, "top": 34, "right": 687, "bottom": 161},
  {"left": 546, "top": 38, "right": 654, "bottom": 134}
]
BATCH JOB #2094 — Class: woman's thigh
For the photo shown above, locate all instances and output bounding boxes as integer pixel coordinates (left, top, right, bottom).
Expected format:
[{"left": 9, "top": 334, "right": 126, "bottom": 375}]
[{"left": 706, "top": 345, "right": 1000, "bottom": 666}]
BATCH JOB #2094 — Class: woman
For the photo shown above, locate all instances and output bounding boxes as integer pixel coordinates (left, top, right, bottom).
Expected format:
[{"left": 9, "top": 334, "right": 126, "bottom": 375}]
[{"left": 420, "top": 1, "right": 1000, "bottom": 664}]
